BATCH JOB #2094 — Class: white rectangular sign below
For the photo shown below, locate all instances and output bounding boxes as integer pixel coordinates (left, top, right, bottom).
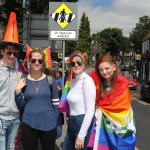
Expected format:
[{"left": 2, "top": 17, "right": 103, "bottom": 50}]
[{"left": 50, "top": 31, "right": 76, "bottom": 39}]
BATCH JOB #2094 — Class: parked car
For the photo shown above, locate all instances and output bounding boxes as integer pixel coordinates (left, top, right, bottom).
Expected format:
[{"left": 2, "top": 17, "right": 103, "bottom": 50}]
[
  {"left": 141, "top": 82, "right": 150, "bottom": 101},
  {"left": 124, "top": 75, "right": 137, "bottom": 90}
]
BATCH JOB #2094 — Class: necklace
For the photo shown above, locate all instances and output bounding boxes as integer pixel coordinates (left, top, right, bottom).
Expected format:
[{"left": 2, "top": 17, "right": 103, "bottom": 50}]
[
  {"left": 31, "top": 80, "right": 41, "bottom": 93},
  {"left": 30, "top": 73, "right": 43, "bottom": 80}
]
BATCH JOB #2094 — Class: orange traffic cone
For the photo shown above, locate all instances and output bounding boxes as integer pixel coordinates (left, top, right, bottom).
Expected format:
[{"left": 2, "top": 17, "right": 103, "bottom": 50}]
[{"left": 0, "top": 12, "right": 24, "bottom": 50}]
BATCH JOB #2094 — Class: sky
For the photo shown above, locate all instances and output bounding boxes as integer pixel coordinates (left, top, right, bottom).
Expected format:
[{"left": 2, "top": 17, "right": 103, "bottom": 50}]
[{"left": 78, "top": 0, "right": 150, "bottom": 37}]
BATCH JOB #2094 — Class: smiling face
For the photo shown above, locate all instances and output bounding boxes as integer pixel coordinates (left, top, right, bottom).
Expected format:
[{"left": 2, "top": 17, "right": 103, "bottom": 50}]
[
  {"left": 29, "top": 52, "right": 44, "bottom": 71},
  {"left": 1, "top": 45, "right": 19, "bottom": 67},
  {"left": 71, "top": 56, "right": 85, "bottom": 76},
  {"left": 98, "top": 61, "right": 116, "bottom": 82}
]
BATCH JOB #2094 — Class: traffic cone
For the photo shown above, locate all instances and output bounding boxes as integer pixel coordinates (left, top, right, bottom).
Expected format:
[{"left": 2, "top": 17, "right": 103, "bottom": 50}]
[{"left": 0, "top": 12, "right": 24, "bottom": 50}]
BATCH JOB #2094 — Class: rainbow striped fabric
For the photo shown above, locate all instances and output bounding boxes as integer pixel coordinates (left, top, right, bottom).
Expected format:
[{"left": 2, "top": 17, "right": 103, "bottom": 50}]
[
  {"left": 23, "top": 45, "right": 32, "bottom": 66},
  {"left": 43, "top": 47, "right": 52, "bottom": 68},
  {"left": 89, "top": 72, "right": 136, "bottom": 150},
  {"left": 58, "top": 74, "right": 71, "bottom": 116}
]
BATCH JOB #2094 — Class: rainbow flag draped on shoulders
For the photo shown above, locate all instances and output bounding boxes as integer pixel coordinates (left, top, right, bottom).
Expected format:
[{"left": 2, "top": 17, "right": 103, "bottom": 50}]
[{"left": 89, "top": 72, "right": 136, "bottom": 150}]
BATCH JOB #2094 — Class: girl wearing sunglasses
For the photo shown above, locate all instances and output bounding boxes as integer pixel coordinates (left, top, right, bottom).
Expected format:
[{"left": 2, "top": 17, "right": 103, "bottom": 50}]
[
  {"left": 15, "top": 49, "right": 60, "bottom": 150},
  {"left": 62, "top": 52, "right": 96, "bottom": 150}
]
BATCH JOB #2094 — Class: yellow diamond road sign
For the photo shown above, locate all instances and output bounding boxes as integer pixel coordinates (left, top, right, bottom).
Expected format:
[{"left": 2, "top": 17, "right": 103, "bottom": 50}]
[{"left": 50, "top": 3, "right": 76, "bottom": 29}]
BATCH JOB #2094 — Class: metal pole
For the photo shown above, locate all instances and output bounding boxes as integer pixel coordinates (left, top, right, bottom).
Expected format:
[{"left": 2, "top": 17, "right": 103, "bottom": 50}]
[
  {"left": 26, "top": 0, "right": 31, "bottom": 46},
  {"left": 27, "top": 14, "right": 31, "bottom": 45},
  {"left": 62, "top": 41, "right": 65, "bottom": 89}
]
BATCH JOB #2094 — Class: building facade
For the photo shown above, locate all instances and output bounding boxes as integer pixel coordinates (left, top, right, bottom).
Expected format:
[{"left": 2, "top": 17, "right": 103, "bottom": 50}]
[{"left": 141, "top": 32, "right": 150, "bottom": 82}]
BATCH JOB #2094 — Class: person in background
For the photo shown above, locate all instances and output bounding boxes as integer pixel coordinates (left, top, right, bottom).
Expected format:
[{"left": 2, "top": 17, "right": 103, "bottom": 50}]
[
  {"left": 89, "top": 54, "right": 136, "bottom": 149},
  {"left": 56, "top": 68, "right": 63, "bottom": 97},
  {"left": 63, "top": 52, "right": 96, "bottom": 150},
  {"left": 45, "top": 67, "right": 63, "bottom": 98},
  {"left": 15, "top": 49, "right": 60, "bottom": 150}
]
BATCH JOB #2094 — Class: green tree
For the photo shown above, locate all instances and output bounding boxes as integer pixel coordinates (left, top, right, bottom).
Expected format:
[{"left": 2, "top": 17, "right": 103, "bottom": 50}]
[
  {"left": 65, "top": 41, "right": 77, "bottom": 56},
  {"left": 130, "top": 16, "right": 150, "bottom": 52},
  {"left": 120, "top": 36, "right": 130, "bottom": 63},
  {"left": 91, "top": 32, "right": 107, "bottom": 55},
  {"left": 30, "top": 0, "right": 78, "bottom": 14},
  {"left": 121, "top": 36, "right": 130, "bottom": 52},
  {"left": 77, "top": 12, "right": 91, "bottom": 54},
  {"left": 30, "top": 0, "right": 49, "bottom": 14},
  {"left": 99, "top": 28, "right": 125, "bottom": 56}
]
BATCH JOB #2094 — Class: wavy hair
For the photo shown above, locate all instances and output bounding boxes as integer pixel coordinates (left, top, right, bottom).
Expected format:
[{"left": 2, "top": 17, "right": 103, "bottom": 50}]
[
  {"left": 95, "top": 54, "right": 119, "bottom": 100},
  {"left": 28, "top": 48, "right": 45, "bottom": 60}
]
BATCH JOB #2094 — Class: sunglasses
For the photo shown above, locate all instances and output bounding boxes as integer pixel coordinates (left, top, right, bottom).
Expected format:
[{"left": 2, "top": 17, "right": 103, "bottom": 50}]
[
  {"left": 6, "top": 51, "right": 18, "bottom": 57},
  {"left": 70, "top": 61, "right": 83, "bottom": 67},
  {"left": 30, "top": 58, "right": 44, "bottom": 64}
]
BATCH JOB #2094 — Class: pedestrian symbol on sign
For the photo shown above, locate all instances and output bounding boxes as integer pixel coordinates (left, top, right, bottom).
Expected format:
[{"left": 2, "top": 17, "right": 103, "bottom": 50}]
[
  {"left": 50, "top": 3, "right": 76, "bottom": 29},
  {"left": 59, "top": 9, "right": 67, "bottom": 22}
]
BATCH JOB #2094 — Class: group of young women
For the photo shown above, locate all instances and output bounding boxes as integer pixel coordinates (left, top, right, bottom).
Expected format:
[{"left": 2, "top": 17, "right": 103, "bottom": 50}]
[{"left": 0, "top": 44, "right": 136, "bottom": 150}]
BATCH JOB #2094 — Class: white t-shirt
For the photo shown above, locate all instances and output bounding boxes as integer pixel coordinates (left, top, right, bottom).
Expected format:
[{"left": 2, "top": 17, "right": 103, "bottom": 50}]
[{"left": 67, "top": 71, "right": 96, "bottom": 140}]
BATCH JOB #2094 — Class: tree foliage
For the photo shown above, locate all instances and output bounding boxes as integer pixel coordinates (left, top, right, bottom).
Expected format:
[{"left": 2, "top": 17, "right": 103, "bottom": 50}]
[
  {"left": 91, "top": 28, "right": 130, "bottom": 57},
  {"left": 77, "top": 12, "right": 91, "bottom": 54},
  {"left": 129, "top": 16, "right": 150, "bottom": 52},
  {"left": 121, "top": 36, "right": 130, "bottom": 53},
  {"left": 30, "top": 0, "right": 49, "bottom": 14},
  {"left": 65, "top": 41, "right": 77, "bottom": 55},
  {"left": 99, "top": 28, "right": 128, "bottom": 56}
]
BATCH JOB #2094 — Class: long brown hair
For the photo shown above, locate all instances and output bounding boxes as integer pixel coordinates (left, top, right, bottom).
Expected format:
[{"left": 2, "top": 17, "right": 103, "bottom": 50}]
[{"left": 95, "top": 54, "right": 119, "bottom": 99}]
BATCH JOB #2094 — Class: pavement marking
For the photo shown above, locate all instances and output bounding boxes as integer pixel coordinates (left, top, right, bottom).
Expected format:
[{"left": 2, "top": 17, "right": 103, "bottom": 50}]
[{"left": 131, "top": 97, "right": 150, "bottom": 106}]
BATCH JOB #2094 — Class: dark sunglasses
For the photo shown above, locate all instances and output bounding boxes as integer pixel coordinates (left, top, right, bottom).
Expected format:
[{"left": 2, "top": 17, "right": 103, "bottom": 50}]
[
  {"left": 6, "top": 51, "right": 18, "bottom": 57},
  {"left": 70, "top": 61, "right": 83, "bottom": 67},
  {"left": 30, "top": 58, "right": 44, "bottom": 64}
]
